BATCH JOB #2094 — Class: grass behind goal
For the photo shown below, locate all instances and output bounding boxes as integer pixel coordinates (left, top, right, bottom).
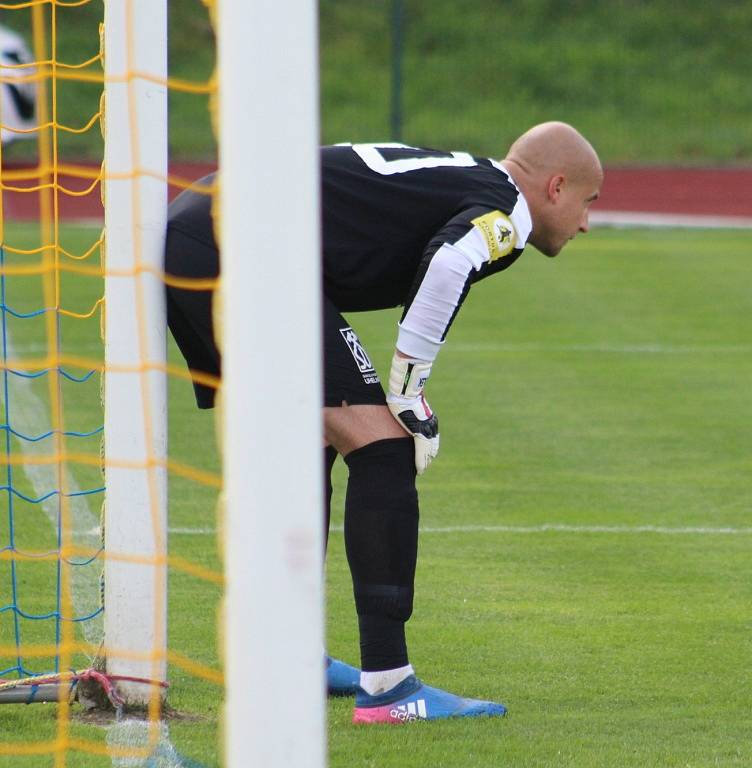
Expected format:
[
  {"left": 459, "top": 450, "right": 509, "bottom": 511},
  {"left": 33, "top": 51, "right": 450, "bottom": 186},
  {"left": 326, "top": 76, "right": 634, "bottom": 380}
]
[{"left": 1, "top": 224, "right": 749, "bottom": 766}]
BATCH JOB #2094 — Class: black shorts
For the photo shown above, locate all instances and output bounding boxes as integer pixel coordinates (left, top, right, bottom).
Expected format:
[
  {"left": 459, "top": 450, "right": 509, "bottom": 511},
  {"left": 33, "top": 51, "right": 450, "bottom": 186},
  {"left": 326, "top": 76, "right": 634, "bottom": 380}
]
[
  {"left": 164, "top": 226, "right": 386, "bottom": 409},
  {"left": 321, "top": 297, "right": 385, "bottom": 408},
  {"left": 165, "top": 226, "right": 221, "bottom": 408}
]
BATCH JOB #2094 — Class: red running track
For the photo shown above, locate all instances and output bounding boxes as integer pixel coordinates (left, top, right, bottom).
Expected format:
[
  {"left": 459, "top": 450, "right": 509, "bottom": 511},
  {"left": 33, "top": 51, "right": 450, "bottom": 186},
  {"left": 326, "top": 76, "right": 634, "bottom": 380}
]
[
  {"left": 595, "top": 167, "right": 752, "bottom": 217},
  {"left": 1, "top": 161, "right": 217, "bottom": 222},
  {"left": 1, "top": 162, "right": 751, "bottom": 221}
]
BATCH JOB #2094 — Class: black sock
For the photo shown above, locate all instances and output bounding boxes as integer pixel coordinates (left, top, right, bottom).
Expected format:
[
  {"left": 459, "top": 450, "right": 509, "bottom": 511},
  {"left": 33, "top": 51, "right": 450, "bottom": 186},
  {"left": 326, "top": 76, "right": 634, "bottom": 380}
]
[
  {"left": 357, "top": 614, "right": 408, "bottom": 673},
  {"left": 323, "top": 445, "right": 338, "bottom": 552},
  {"left": 343, "top": 437, "right": 418, "bottom": 671}
]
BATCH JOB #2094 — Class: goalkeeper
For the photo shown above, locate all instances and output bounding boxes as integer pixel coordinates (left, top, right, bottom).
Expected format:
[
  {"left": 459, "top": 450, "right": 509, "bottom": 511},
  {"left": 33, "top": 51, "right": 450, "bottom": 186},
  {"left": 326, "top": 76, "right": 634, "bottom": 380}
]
[{"left": 165, "top": 121, "right": 602, "bottom": 723}]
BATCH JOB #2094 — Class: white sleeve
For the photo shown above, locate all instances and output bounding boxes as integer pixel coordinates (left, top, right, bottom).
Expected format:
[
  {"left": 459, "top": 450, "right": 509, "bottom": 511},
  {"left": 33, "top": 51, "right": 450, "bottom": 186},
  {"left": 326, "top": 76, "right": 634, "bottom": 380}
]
[
  {"left": 397, "top": 202, "right": 531, "bottom": 361},
  {"left": 396, "top": 237, "right": 481, "bottom": 360}
]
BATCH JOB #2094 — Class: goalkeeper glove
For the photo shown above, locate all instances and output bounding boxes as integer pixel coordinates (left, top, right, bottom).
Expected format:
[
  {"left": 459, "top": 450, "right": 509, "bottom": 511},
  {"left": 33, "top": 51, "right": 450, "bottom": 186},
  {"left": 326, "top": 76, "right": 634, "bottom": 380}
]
[{"left": 387, "top": 353, "right": 439, "bottom": 475}]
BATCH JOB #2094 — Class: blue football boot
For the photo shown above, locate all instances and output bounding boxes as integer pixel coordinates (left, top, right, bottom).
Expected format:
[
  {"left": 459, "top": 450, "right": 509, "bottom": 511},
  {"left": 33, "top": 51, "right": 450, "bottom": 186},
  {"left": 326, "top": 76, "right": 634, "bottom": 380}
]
[
  {"left": 326, "top": 656, "right": 361, "bottom": 696},
  {"left": 353, "top": 675, "right": 507, "bottom": 723}
]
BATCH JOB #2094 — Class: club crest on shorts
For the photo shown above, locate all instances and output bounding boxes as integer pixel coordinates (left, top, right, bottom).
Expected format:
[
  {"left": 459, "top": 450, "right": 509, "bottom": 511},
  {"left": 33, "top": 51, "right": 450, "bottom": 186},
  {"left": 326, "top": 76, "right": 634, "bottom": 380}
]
[{"left": 340, "top": 327, "right": 380, "bottom": 384}]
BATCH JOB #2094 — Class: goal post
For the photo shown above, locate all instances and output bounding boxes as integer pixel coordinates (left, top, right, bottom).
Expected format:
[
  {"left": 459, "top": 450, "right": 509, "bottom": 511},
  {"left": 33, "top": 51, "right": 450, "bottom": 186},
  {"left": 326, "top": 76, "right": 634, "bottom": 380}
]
[
  {"left": 217, "top": 0, "right": 326, "bottom": 766},
  {"left": 0, "top": 0, "right": 325, "bottom": 761},
  {"left": 103, "top": 0, "right": 169, "bottom": 707}
]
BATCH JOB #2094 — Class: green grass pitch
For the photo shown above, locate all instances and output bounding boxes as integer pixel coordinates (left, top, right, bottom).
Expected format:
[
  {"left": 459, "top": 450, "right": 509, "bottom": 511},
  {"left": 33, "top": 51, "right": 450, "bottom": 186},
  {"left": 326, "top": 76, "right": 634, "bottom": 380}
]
[{"left": 0, "top": 225, "right": 750, "bottom": 766}]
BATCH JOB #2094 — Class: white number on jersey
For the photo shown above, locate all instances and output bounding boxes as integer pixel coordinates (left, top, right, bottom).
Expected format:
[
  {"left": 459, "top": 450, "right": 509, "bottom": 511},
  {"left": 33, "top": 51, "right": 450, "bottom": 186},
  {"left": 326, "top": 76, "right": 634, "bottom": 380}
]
[{"left": 347, "top": 142, "right": 477, "bottom": 176}]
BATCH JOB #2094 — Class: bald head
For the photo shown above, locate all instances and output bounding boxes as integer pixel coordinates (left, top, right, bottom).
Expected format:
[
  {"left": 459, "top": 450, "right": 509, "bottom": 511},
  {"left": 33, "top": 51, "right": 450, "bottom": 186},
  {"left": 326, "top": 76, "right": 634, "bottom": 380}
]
[
  {"left": 502, "top": 122, "right": 603, "bottom": 257},
  {"left": 505, "top": 121, "right": 602, "bottom": 184}
]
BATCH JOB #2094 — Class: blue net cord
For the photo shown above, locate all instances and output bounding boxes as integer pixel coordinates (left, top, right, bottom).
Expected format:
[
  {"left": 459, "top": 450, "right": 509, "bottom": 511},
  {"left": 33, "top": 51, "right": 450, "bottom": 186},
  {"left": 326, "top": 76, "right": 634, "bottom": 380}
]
[
  {"left": 1, "top": 245, "right": 23, "bottom": 678},
  {"left": 0, "top": 304, "right": 50, "bottom": 320},
  {"left": 0, "top": 424, "right": 103, "bottom": 442},
  {"left": 10, "top": 368, "right": 97, "bottom": 383},
  {"left": 1, "top": 604, "right": 103, "bottom": 622},
  {"left": 0, "top": 244, "right": 105, "bottom": 682},
  {"left": 0, "top": 485, "right": 105, "bottom": 504}
]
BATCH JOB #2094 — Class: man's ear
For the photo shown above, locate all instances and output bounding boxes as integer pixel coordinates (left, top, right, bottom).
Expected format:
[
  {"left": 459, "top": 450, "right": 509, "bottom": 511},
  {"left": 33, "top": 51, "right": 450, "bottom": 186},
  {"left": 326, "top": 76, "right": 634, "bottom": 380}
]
[{"left": 547, "top": 174, "right": 565, "bottom": 203}]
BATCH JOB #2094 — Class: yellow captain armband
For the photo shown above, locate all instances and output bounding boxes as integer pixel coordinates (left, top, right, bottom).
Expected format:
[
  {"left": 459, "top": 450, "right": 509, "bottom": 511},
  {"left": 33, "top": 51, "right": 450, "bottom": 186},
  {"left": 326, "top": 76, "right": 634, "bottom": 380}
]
[{"left": 471, "top": 210, "right": 517, "bottom": 262}]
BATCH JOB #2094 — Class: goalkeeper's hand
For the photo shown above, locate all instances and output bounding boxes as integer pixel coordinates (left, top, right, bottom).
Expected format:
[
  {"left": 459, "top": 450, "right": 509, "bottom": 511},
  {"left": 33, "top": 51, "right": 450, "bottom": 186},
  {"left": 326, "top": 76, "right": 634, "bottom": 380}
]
[{"left": 386, "top": 352, "right": 439, "bottom": 475}]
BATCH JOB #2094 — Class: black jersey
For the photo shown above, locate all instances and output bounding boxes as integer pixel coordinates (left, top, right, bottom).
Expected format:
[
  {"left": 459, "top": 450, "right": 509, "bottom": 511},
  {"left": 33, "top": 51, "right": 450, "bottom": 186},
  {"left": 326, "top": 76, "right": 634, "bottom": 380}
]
[
  {"left": 322, "top": 144, "right": 528, "bottom": 308},
  {"left": 167, "top": 174, "right": 216, "bottom": 249},
  {"left": 167, "top": 143, "right": 532, "bottom": 362},
  {"left": 321, "top": 143, "right": 531, "bottom": 360}
]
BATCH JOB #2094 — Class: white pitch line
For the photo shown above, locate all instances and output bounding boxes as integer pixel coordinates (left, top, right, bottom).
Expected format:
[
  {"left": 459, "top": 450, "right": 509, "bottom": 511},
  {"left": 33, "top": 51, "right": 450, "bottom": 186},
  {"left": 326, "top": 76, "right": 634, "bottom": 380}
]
[
  {"left": 168, "top": 527, "right": 216, "bottom": 535},
  {"left": 448, "top": 343, "right": 752, "bottom": 355},
  {"left": 174, "top": 524, "right": 752, "bottom": 536},
  {"left": 87, "top": 525, "right": 215, "bottom": 537},
  {"left": 367, "top": 341, "right": 752, "bottom": 355},
  {"left": 412, "top": 524, "right": 752, "bottom": 535},
  {"left": 449, "top": 342, "right": 752, "bottom": 355}
]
